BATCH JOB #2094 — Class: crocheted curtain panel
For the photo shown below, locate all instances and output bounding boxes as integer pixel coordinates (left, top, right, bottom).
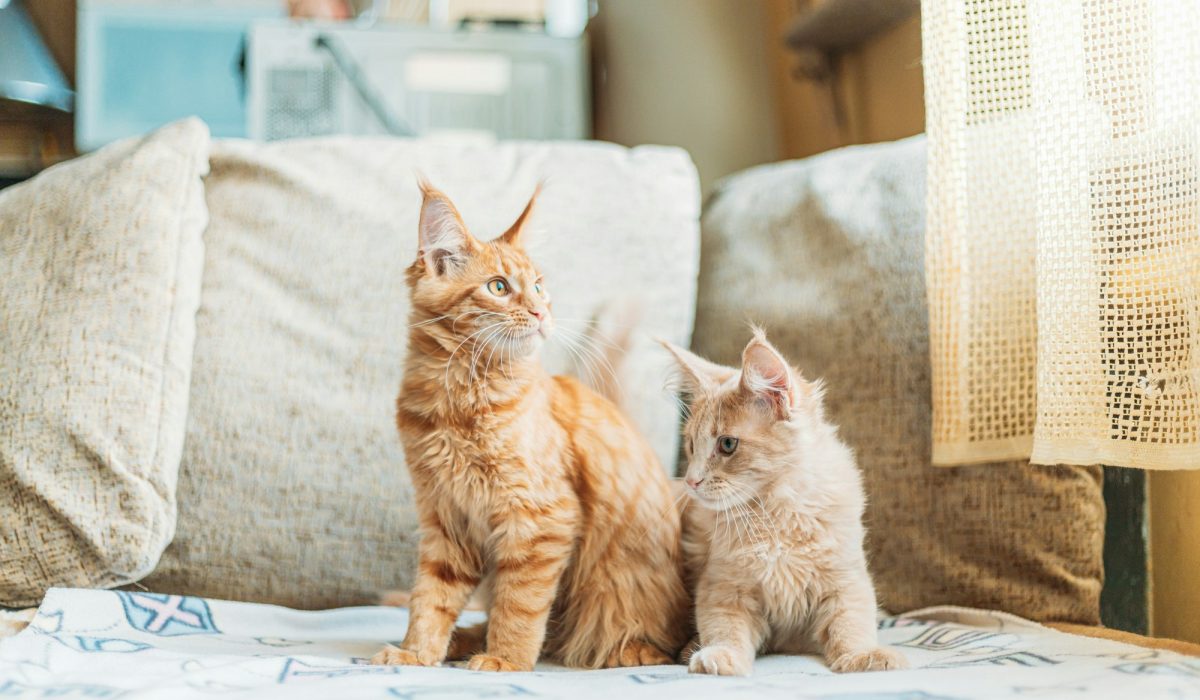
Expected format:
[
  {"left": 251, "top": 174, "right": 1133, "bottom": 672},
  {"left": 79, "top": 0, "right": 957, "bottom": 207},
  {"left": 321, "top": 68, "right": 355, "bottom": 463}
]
[{"left": 924, "top": 0, "right": 1200, "bottom": 469}]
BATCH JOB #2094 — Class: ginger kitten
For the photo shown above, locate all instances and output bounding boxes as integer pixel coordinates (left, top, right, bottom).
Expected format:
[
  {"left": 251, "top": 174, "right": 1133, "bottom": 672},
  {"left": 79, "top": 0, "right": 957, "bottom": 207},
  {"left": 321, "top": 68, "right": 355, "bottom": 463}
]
[
  {"left": 371, "top": 182, "right": 689, "bottom": 672},
  {"left": 663, "top": 331, "right": 906, "bottom": 676}
]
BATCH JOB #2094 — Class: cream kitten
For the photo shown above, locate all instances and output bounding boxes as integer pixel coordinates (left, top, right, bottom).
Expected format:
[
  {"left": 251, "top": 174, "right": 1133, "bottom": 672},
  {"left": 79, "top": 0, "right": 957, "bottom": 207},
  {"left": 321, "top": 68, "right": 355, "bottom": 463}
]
[{"left": 663, "top": 331, "right": 907, "bottom": 677}]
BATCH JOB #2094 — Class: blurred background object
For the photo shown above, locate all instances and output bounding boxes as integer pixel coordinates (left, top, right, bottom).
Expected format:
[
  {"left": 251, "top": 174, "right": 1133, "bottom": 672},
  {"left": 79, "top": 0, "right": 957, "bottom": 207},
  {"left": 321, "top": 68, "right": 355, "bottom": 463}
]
[
  {"left": 590, "top": 0, "right": 921, "bottom": 189},
  {"left": 76, "top": 0, "right": 283, "bottom": 151},
  {"left": 0, "top": 0, "right": 924, "bottom": 190},
  {"left": 0, "top": 0, "right": 74, "bottom": 180},
  {"left": 782, "top": 0, "right": 920, "bottom": 152},
  {"left": 0, "top": 0, "right": 73, "bottom": 114},
  {"left": 248, "top": 21, "right": 587, "bottom": 141},
  {"left": 288, "top": 0, "right": 353, "bottom": 21}
]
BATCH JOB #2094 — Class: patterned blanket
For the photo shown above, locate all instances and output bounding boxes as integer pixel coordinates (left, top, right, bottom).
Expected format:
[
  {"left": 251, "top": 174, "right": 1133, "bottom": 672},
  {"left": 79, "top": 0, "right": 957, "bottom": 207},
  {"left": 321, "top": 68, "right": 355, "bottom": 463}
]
[{"left": 0, "top": 588, "right": 1196, "bottom": 698}]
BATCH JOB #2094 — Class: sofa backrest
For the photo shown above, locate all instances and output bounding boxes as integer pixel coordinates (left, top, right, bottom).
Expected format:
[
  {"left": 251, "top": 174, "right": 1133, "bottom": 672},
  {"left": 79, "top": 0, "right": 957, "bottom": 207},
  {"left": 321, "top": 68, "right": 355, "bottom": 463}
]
[{"left": 142, "top": 137, "right": 701, "bottom": 608}]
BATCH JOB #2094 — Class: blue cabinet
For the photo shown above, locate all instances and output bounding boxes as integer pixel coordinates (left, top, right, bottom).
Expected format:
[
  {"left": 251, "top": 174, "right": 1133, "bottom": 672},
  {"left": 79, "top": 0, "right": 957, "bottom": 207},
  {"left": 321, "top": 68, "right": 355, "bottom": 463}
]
[{"left": 76, "top": 1, "right": 282, "bottom": 151}]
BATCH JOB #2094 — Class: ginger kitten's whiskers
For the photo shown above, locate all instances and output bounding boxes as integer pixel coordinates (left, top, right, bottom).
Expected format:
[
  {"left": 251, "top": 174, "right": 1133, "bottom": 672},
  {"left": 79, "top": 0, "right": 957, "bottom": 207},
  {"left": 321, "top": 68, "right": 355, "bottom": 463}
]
[{"left": 373, "top": 181, "right": 689, "bottom": 672}]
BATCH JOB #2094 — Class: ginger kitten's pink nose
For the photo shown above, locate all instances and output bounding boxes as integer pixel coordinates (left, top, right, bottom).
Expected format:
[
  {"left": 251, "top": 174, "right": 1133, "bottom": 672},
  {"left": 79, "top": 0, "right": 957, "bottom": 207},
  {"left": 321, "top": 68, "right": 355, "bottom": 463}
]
[
  {"left": 528, "top": 309, "right": 544, "bottom": 320},
  {"left": 686, "top": 477, "right": 704, "bottom": 489}
]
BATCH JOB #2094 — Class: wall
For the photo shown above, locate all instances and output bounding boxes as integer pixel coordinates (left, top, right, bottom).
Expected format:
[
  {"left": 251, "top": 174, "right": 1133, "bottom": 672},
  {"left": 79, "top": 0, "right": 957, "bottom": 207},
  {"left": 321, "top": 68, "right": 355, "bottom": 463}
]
[
  {"left": 1150, "top": 472, "right": 1200, "bottom": 643},
  {"left": 590, "top": 0, "right": 925, "bottom": 190},
  {"left": 590, "top": 0, "right": 781, "bottom": 192}
]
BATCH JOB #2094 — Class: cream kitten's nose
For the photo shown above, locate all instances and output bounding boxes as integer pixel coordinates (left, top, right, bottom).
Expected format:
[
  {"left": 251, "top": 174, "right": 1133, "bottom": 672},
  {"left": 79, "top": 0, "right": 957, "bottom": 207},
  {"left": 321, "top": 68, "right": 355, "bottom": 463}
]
[{"left": 686, "top": 476, "right": 705, "bottom": 489}]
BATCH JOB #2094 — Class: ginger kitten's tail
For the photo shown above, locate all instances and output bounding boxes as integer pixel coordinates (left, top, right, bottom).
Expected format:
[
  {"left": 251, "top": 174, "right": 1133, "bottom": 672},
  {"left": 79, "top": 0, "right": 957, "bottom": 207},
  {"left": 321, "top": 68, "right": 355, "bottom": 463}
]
[
  {"left": 570, "top": 301, "right": 640, "bottom": 412},
  {"left": 378, "top": 590, "right": 412, "bottom": 608}
]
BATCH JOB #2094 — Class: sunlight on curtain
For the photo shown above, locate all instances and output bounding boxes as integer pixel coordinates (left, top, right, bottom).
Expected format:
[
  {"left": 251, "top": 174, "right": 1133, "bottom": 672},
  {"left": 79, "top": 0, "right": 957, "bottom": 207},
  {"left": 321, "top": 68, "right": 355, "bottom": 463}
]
[{"left": 924, "top": 0, "right": 1200, "bottom": 469}]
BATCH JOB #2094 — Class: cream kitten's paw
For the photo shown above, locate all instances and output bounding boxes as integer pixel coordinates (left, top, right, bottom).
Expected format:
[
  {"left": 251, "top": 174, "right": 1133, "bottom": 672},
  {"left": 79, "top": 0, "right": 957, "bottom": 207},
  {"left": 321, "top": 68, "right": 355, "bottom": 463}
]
[
  {"left": 829, "top": 647, "right": 908, "bottom": 673},
  {"left": 688, "top": 645, "right": 754, "bottom": 676},
  {"left": 466, "top": 654, "right": 524, "bottom": 672},
  {"left": 371, "top": 646, "right": 439, "bottom": 666}
]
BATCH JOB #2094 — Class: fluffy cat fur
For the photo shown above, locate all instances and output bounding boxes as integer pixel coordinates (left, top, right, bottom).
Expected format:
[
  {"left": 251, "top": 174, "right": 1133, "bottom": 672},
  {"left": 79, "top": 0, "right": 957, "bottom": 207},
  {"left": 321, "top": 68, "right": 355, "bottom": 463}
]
[
  {"left": 371, "top": 182, "right": 689, "bottom": 672},
  {"left": 663, "top": 331, "right": 906, "bottom": 676}
]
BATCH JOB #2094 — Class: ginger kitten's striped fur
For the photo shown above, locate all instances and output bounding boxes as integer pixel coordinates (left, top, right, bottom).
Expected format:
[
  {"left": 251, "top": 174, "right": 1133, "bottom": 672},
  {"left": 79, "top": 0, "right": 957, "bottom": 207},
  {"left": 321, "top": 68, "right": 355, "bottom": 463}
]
[
  {"left": 371, "top": 182, "right": 689, "bottom": 672},
  {"left": 664, "top": 332, "right": 906, "bottom": 676}
]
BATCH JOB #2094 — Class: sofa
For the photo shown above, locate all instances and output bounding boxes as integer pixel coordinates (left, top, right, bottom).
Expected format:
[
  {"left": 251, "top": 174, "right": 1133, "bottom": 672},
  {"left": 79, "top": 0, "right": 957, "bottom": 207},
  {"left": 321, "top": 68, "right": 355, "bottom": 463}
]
[{"left": 0, "top": 119, "right": 1194, "bottom": 698}]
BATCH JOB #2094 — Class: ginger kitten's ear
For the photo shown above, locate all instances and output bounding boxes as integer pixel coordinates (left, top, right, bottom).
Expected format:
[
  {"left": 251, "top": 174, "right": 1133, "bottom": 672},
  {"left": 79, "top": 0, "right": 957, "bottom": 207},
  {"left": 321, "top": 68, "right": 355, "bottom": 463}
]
[
  {"left": 498, "top": 183, "right": 541, "bottom": 247},
  {"left": 417, "top": 180, "right": 479, "bottom": 275},
  {"left": 659, "top": 340, "right": 737, "bottom": 394},
  {"left": 739, "top": 331, "right": 798, "bottom": 420}
]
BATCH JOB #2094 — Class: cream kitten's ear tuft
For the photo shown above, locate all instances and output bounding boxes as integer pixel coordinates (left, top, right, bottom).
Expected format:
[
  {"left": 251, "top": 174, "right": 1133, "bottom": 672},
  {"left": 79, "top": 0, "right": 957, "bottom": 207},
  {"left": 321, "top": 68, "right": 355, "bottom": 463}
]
[
  {"left": 499, "top": 182, "right": 542, "bottom": 247},
  {"left": 658, "top": 340, "right": 737, "bottom": 394},
  {"left": 740, "top": 332, "right": 797, "bottom": 420},
  {"left": 417, "top": 179, "right": 479, "bottom": 275}
]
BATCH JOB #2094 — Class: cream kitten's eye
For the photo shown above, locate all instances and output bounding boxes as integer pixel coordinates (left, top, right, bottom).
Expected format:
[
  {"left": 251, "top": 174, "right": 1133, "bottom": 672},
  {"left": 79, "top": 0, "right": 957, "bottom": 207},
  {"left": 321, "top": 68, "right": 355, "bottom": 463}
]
[
  {"left": 486, "top": 278, "right": 510, "bottom": 296},
  {"left": 717, "top": 436, "right": 739, "bottom": 455}
]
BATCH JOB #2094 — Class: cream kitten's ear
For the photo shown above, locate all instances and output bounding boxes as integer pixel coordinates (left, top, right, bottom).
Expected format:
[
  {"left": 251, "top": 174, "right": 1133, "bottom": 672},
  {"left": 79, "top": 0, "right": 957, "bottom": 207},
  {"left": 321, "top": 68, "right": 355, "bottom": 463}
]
[
  {"left": 740, "top": 332, "right": 797, "bottom": 420},
  {"left": 659, "top": 340, "right": 737, "bottom": 394},
  {"left": 418, "top": 180, "right": 479, "bottom": 275},
  {"left": 499, "top": 183, "right": 541, "bottom": 247}
]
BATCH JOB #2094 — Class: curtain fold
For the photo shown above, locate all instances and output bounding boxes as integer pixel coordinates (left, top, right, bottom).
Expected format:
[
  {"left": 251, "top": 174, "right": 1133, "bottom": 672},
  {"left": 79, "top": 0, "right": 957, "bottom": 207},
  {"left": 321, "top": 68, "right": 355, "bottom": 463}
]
[{"left": 924, "top": 0, "right": 1200, "bottom": 469}]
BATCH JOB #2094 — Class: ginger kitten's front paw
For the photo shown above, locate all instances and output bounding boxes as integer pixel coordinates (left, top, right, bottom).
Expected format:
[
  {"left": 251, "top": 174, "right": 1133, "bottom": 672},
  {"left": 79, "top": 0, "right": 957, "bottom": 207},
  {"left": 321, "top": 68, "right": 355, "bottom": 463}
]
[
  {"left": 371, "top": 645, "right": 439, "bottom": 667},
  {"left": 688, "top": 645, "right": 753, "bottom": 676},
  {"left": 829, "top": 647, "right": 908, "bottom": 673},
  {"left": 466, "top": 654, "right": 525, "bottom": 672}
]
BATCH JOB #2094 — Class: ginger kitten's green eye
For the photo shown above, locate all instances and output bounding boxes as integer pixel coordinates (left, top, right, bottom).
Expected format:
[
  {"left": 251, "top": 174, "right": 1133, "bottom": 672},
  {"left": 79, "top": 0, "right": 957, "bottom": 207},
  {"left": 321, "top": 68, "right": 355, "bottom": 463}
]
[
  {"left": 717, "top": 436, "right": 739, "bottom": 455},
  {"left": 534, "top": 282, "right": 544, "bottom": 296},
  {"left": 486, "top": 278, "right": 510, "bottom": 296}
]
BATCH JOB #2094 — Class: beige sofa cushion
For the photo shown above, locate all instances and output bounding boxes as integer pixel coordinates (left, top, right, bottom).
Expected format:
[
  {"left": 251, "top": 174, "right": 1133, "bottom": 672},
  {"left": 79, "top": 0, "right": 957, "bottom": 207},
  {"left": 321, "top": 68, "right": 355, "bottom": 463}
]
[
  {"left": 0, "top": 119, "right": 210, "bottom": 606},
  {"left": 142, "top": 137, "right": 700, "bottom": 608},
  {"left": 693, "top": 137, "right": 1104, "bottom": 623}
]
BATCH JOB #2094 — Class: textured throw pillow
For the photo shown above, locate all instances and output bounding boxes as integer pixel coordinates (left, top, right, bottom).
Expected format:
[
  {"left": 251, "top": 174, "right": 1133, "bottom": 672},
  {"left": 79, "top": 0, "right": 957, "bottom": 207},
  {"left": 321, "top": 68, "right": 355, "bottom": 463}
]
[
  {"left": 0, "top": 119, "right": 211, "bottom": 607},
  {"left": 141, "top": 137, "right": 700, "bottom": 608},
  {"left": 693, "top": 137, "right": 1104, "bottom": 624}
]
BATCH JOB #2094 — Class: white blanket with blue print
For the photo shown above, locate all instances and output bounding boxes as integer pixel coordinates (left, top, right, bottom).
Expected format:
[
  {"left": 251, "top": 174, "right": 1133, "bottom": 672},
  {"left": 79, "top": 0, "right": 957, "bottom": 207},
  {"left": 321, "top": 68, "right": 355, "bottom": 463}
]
[{"left": 0, "top": 588, "right": 1196, "bottom": 699}]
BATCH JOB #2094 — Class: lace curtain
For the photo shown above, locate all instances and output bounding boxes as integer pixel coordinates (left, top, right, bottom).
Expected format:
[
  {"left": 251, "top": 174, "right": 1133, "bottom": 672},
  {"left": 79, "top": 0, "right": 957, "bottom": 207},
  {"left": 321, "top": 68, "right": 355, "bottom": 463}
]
[{"left": 924, "top": 0, "right": 1200, "bottom": 469}]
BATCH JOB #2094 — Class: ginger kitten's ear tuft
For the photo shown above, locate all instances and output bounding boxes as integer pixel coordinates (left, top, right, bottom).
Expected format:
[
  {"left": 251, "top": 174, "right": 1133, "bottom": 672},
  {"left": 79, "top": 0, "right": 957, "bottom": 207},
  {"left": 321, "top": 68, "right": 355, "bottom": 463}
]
[
  {"left": 739, "top": 331, "right": 797, "bottom": 420},
  {"left": 658, "top": 339, "right": 737, "bottom": 394},
  {"left": 499, "top": 183, "right": 541, "bottom": 247},
  {"left": 417, "top": 180, "right": 479, "bottom": 275}
]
